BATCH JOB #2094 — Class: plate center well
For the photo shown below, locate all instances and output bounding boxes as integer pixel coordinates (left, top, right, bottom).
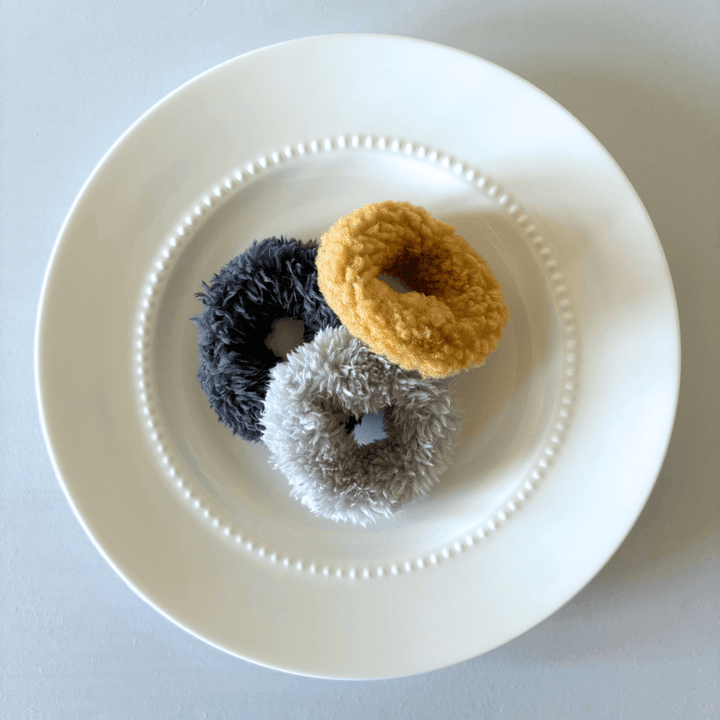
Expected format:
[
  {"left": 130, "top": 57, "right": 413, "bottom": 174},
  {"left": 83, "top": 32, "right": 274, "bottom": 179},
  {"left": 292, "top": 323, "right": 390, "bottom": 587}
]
[{"left": 148, "top": 149, "right": 562, "bottom": 563}]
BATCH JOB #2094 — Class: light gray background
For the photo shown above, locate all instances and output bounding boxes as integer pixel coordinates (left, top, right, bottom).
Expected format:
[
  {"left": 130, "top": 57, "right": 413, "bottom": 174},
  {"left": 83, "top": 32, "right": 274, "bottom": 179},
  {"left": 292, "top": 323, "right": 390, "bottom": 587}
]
[{"left": 2, "top": 1, "right": 718, "bottom": 717}]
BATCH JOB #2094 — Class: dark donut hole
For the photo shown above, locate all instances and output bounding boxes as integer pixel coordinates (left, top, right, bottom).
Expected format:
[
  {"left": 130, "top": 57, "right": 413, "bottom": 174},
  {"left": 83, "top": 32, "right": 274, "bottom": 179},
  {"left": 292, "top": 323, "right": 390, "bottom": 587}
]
[
  {"left": 264, "top": 317, "right": 306, "bottom": 360},
  {"left": 346, "top": 407, "right": 390, "bottom": 446}
]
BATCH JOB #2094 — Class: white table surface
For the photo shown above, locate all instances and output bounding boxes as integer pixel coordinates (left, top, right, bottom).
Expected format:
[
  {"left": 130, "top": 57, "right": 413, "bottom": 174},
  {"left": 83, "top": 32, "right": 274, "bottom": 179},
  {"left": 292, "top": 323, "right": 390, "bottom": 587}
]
[{"left": 2, "top": 1, "right": 718, "bottom": 717}]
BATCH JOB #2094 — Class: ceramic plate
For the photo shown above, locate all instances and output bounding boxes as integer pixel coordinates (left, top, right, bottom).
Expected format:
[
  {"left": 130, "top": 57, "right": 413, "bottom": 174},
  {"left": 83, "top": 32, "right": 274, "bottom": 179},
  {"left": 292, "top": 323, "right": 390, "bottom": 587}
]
[{"left": 36, "top": 35, "right": 680, "bottom": 679}]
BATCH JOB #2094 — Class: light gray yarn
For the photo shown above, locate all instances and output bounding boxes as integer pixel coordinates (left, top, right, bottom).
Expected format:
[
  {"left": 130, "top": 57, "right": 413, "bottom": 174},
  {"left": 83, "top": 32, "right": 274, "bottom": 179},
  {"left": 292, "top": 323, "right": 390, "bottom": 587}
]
[{"left": 261, "top": 326, "right": 460, "bottom": 525}]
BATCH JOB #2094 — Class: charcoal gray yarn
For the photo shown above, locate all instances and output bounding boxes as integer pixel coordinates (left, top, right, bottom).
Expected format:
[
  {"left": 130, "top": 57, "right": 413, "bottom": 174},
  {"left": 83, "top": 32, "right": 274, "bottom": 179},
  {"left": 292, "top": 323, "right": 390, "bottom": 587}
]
[
  {"left": 261, "top": 326, "right": 460, "bottom": 525},
  {"left": 193, "top": 237, "right": 340, "bottom": 442}
]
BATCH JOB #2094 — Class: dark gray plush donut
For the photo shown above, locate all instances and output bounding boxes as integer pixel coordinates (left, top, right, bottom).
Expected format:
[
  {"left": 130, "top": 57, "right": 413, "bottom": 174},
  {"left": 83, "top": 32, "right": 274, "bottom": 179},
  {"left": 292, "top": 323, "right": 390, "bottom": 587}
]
[
  {"left": 261, "top": 326, "right": 460, "bottom": 525},
  {"left": 193, "top": 237, "right": 341, "bottom": 442}
]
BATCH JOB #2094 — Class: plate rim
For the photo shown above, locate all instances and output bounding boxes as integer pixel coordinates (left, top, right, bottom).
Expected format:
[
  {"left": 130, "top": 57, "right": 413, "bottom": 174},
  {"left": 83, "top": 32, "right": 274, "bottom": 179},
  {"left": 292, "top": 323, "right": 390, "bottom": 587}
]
[{"left": 35, "top": 33, "right": 681, "bottom": 678}]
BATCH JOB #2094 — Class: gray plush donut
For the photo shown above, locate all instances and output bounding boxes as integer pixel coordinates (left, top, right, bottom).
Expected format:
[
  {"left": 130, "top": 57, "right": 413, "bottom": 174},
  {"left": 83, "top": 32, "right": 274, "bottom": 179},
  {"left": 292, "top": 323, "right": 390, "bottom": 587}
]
[{"left": 261, "top": 326, "right": 460, "bottom": 525}]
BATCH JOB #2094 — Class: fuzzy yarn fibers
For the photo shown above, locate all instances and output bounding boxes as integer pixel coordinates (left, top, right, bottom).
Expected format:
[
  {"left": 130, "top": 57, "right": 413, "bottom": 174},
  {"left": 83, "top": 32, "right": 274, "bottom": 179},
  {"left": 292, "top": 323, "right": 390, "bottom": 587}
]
[
  {"left": 317, "top": 200, "right": 510, "bottom": 378},
  {"left": 193, "top": 237, "right": 340, "bottom": 442},
  {"left": 261, "top": 326, "right": 460, "bottom": 525}
]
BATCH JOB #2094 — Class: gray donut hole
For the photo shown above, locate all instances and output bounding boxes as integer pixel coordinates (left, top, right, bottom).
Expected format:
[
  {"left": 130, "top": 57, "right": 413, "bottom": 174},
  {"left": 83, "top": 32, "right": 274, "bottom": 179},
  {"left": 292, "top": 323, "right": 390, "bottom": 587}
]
[{"left": 347, "top": 408, "right": 390, "bottom": 446}]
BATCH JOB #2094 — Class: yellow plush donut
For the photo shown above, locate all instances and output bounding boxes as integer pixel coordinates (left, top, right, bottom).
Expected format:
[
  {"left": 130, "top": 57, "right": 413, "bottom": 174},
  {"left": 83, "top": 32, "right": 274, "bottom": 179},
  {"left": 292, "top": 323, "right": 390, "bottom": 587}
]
[{"left": 316, "top": 201, "right": 509, "bottom": 378}]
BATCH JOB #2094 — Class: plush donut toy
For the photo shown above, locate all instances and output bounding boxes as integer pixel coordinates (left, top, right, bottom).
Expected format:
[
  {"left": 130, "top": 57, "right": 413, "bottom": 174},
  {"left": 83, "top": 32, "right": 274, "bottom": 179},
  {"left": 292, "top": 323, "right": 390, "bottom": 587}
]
[
  {"left": 193, "top": 237, "right": 340, "bottom": 442},
  {"left": 194, "top": 203, "right": 508, "bottom": 523},
  {"left": 261, "top": 326, "right": 460, "bottom": 525},
  {"left": 316, "top": 200, "right": 509, "bottom": 378}
]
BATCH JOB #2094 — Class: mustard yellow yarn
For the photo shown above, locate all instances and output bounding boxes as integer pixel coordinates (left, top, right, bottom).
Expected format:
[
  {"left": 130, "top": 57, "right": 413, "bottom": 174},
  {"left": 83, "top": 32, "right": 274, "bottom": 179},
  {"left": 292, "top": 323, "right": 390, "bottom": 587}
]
[{"left": 316, "top": 201, "right": 510, "bottom": 379}]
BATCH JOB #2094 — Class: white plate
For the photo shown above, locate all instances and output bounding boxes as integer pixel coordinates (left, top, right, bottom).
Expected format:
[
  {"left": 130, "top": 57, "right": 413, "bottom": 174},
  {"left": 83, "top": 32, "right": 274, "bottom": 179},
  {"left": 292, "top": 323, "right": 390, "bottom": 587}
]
[{"left": 36, "top": 35, "right": 680, "bottom": 679}]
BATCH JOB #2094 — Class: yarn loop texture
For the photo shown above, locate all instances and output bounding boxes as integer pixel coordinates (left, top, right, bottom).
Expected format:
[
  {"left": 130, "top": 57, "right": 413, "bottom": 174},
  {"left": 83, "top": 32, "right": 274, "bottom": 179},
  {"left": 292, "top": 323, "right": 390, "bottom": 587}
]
[
  {"left": 316, "top": 200, "right": 510, "bottom": 378},
  {"left": 261, "top": 326, "right": 460, "bottom": 525},
  {"left": 193, "top": 237, "right": 340, "bottom": 442}
]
